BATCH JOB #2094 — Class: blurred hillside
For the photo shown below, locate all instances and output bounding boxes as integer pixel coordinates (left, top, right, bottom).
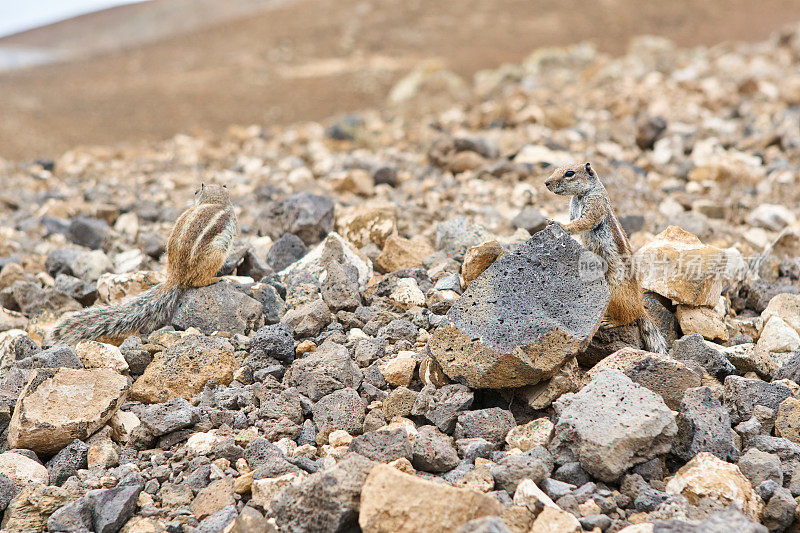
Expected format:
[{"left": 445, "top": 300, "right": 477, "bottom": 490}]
[{"left": 0, "top": 0, "right": 799, "bottom": 161}]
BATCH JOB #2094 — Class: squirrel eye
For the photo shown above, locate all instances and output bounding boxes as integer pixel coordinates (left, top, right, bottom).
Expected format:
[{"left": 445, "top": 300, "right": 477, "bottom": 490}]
[
  {"left": 564, "top": 170, "right": 575, "bottom": 178},
  {"left": 194, "top": 190, "right": 198, "bottom": 195}
]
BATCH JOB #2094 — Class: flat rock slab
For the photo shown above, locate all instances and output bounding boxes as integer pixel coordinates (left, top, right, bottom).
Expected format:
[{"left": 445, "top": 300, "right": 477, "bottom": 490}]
[
  {"left": 172, "top": 283, "right": 262, "bottom": 336},
  {"left": 428, "top": 225, "right": 609, "bottom": 388},
  {"left": 7, "top": 368, "right": 128, "bottom": 456}
]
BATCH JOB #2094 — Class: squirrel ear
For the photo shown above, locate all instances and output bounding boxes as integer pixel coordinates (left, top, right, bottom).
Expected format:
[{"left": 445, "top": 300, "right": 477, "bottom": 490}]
[
  {"left": 585, "top": 162, "right": 593, "bottom": 174},
  {"left": 201, "top": 183, "right": 205, "bottom": 190}
]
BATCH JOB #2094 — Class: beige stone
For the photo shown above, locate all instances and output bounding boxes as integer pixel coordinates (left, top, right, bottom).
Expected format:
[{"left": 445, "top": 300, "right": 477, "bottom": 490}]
[
  {"left": 0, "top": 262, "right": 26, "bottom": 291},
  {"left": 7, "top": 367, "right": 129, "bottom": 455},
  {"left": 75, "top": 340, "right": 129, "bottom": 372},
  {"left": 376, "top": 235, "right": 434, "bottom": 272},
  {"left": 633, "top": 226, "right": 726, "bottom": 306},
  {"left": 96, "top": 270, "right": 164, "bottom": 305},
  {"left": 336, "top": 205, "right": 397, "bottom": 248},
  {"left": 757, "top": 316, "right": 800, "bottom": 353},
  {"left": 461, "top": 240, "right": 504, "bottom": 286},
  {"left": 191, "top": 478, "right": 235, "bottom": 520},
  {"left": 776, "top": 397, "right": 800, "bottom": 444},
  {"left": 513, "top": 479, "right": 558, "bottom": 512},
  {"left": 380, "top": 352, "right": 417, "bottom": 387},
  {"left": 675, "top": 305, "right": 728, "bottom": 342},
  {"left": 0, "top": 483, "right": 72, "bottom": 532},
  {"left": 528, "top": 506, "right": 582, "bottom": 533},
  {"left": 0, "top": 452, "right": 48, "bottom": 486},
  {"left": 506, "top": 418, "right": 554, "bottom": 451},
  {"left": 0, "top": 308, "right": 28, "bottom": 332},
  {"left": 359, "top": 464, "right": 503, "bottom": 532},
  {"left": 514, "top": 358, "right": 581, "bottom": 410},
  {"left": 88, "top": 438, "right": 119, "bottom": 469},
  {"left": 665, "top": 452, "right": 763, "bottom": 520},
  {"left": 130, "top": 335, "right": 236, "bottom": 403},
  {"left": 330, "top": 169, "right": 375, "bottom": 196},
  {"left": 109, "top": 410, "right": 141, "bottom": 444},
  {"left": 250, "top": 472, "right": 305, "bottom": 510},
  {"left": 762, "top": 293, "right": 800, "bottom": 335},
  {"left": 389, "top": 278, "right": 426, "bottom": 308},
  {"left": 586, "top": 347, "right": 701, "bottom": 410}
]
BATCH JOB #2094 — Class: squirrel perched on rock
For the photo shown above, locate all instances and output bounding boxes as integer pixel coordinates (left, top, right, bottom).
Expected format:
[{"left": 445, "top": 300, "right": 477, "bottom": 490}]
[
  {"left": 50, "top": 184, "right": 237, "bottom": 344},
  {"left": 545, "top": 162, "right": 667, "bottom": 353}
]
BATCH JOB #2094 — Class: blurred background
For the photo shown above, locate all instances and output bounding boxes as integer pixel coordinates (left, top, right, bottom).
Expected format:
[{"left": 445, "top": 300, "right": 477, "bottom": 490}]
[{"left": 1, "top": 0, "right": 799, "bottom": 161}]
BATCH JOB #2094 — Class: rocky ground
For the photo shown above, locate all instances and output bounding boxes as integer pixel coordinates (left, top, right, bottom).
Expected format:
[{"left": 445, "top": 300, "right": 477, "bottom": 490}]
[{"left": 1, "top": 23, "right": 800, "bottom": 533}]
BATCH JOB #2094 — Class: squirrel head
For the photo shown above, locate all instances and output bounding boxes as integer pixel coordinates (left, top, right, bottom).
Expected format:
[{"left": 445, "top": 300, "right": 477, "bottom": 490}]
[
  {"left": 545, "top": 162, "right": 598, "bottom": 196},
  {"left": 194, "top": 183, "right": 233, "bottom": 207}
]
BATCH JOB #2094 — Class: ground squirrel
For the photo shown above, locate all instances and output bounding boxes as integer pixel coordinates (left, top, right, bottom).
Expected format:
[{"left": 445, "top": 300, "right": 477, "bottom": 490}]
[
  {"left": 50, "top": 183, "right": 237, "bottom": 344},
  {"left": 545, "top": 162, "right": 667, "bottom": 353}
]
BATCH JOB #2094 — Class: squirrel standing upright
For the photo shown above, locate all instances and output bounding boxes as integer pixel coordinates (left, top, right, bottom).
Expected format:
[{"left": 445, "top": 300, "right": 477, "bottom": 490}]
[
  {"left": 50, "top": 183, "right": 237, "bottom": 344},
  {"left": 545, "top": 162, "right": 667, "bottom": 353}
]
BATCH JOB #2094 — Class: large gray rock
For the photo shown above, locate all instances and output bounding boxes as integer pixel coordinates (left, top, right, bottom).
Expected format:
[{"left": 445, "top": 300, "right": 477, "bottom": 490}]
[
  {"left": 411, "top": 384, "right": 474, "bottom": 434},
  {"left": 435, "top": 216, "right": 494, "bottom": 260},
  {"left": 411, "top": 426, "right": 460, "bottom": 473},
  {"left": 489, "top": 446, "right": 553, "bottom": 493},
  {"left": 551, "top": 369, "right": 677, "bottom": 482},
  {"left": 172, "top": 283, "right": 262, "bottom": 335},
  {"left": 428, "top": 225, "right": 609, "bottom": 388},
  {"left": 46, "top": 439, "right": 89, "bottom": 486},
  {"left": 139, "top": 398, "right": 200, "bottom": 437},
  {"left": 271, "top": 453, "right": 373, "bottom": 533},
  {"left": 671, "top": 334, "right": 735, "bottom": 382},
  {"left": 349, "top": 429, "right": 413, "bottom": 463},
  {"left": 673, "top": 386, "right": 738, "bottom": 462},
  {"left": 260, "top": 192, "right": 335, "bottom": 246},
  {"left": 249, "top": 323, "right": 295, "bottom": 366},
  {"left": 723, "top": 376, "right": 792, "bottom": 424},
  {"left": 283, "top": 341, "right": 362, "bottom": 401},
  {"left": 453, "top": 408, "right": 515, "bottom": 446},
  {"left": 311, "top": 387, "right": 366, "bottom": 437}
]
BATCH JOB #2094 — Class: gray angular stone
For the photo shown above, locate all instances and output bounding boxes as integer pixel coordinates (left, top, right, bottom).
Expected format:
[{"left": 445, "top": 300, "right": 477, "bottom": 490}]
[
  {"left": 312, "top": 387, "right": 366, "bottom": 437},
  {"left": 412, "top": 384, "right": 474, "bottom": 434},
  {"left": 249, "top": 323, "right": 295, "bottom": 365},
  {"left": 653, "top": 508, "right": 768, "bottom": 532},
  {"left": 453, "top": 408, "right": 515, "bottom": 445},
  {"left": 511, "top": 206, "right": 547, "bottom": 234},
  {"left": 15, "top": 345, "right": 82, "bottom": 370},
  {"left": 762, "top": 486, "right": 795, "bottom": 532},
  {"left": 673, "top": 386, "right": 738, "bottom": 462},
  {"left": 67, "top": 216, "right": 109, "bottom": 250},
  {"left": 172, "top": 283, "right": 262, "bottom": 335},
  {"left": 118, "top": 336, "right": 151, "bottom": 376},
  {"left": 0, "top": 472, "right": 17, "bottom": 511},
  {"left": 377, "top": 319, "right": 418, "bottom": 344},
  {"left": 46, "top": 439, "right": 89, "bottom": 486},
  {"left": 774, "top": 351, "right": 800, "bottom": 383},
  {"left": 261, "top": 193, "right": 335, "bottom": 246},
  {"left": 489, "top": 446, "right": 553, "bottom": 493},
  {"left": 139, "top": 398, "right": 199, "bottom": 436},
  {"left": 429, "top": 225, "right": 609, "bottom": 388},
  {"left": 45, "top": 249, "right": 81, "bottom": 277},
  {"left": 552, "top": 370, "right": 677, "bottom": 482},
  {"left": 435, "top": 216, "right": 493, "bottom": 260},
  {"left": 54, "top": 274, "right": 97, "bottom": 306},
  {"left": 737, "top": 448, "right": 782, "bottom": 487},
  {"left": 723, "top": 376, "right": 792, "bottom": 424},
  {"left": 197, "top": 504, "right": 238, "bottom": 533},
  {"left": 85, "top": 484, "right": 142, "bottom": 533},
  {"left": 349, "top": 428, "right": 412, "bottom": 463},
  {"left": 244, "top": 439, "right": 284, "bottom": 469},
  {"left": 257, "top": 389, "right": 303, "bottom": 424},
  {"left": 282, "top": 299, "right": 332, "bottom": 338},
  {"left": 8, "top": 280, "right": 81, "bottom": 315},
  {"left": 321, "top": 260, "right": 361, "bottom": 312},
  {"left": 47, "top": 496, "right": 93, "bottom": 532},
  {"left": 247, "top": 283, "right": 286, "bottom": 325},
  {"left": 671, "top": 334, "right": 735, "bottom": 381},
  {"left": 267, "top": 233, "right": 308, "bottom": 272},
  {"left": 553, "top": 462, "right": 591, "bottom": 488},
  {"left": 411, "top": 425, "right": 460, "bottom": 473},
  {"left": 283, "top": 341, "right": 362, "bottom": 401},
  {"left": 271, "top": 453, "right": 373, "bottom": 533}
]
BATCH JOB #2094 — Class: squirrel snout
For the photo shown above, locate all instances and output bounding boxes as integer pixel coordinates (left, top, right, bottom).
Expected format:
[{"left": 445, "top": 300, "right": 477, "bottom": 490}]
[{"left": 544, "top": 177, "right": 557, "bottom": 190}]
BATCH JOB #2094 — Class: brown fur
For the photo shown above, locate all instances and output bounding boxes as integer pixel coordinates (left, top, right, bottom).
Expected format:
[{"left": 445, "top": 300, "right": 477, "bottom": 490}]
[{"left": 545, "top": 162, "right": 666, "bottom": 352}]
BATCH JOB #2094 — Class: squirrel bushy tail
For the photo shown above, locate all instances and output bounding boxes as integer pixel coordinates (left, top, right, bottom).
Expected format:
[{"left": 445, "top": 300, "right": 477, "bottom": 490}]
[
  {"left": 50, "top": 283, "right": 184, "bottom": 344},
  {"left": 636, "top": 315, "right": 667, "bottom": 354}
]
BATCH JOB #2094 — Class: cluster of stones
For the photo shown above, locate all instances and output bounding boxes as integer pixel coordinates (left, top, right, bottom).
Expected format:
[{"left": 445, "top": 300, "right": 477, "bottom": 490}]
[{"left": 1, "top": 22, "right": 800, "bottom": 533}]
